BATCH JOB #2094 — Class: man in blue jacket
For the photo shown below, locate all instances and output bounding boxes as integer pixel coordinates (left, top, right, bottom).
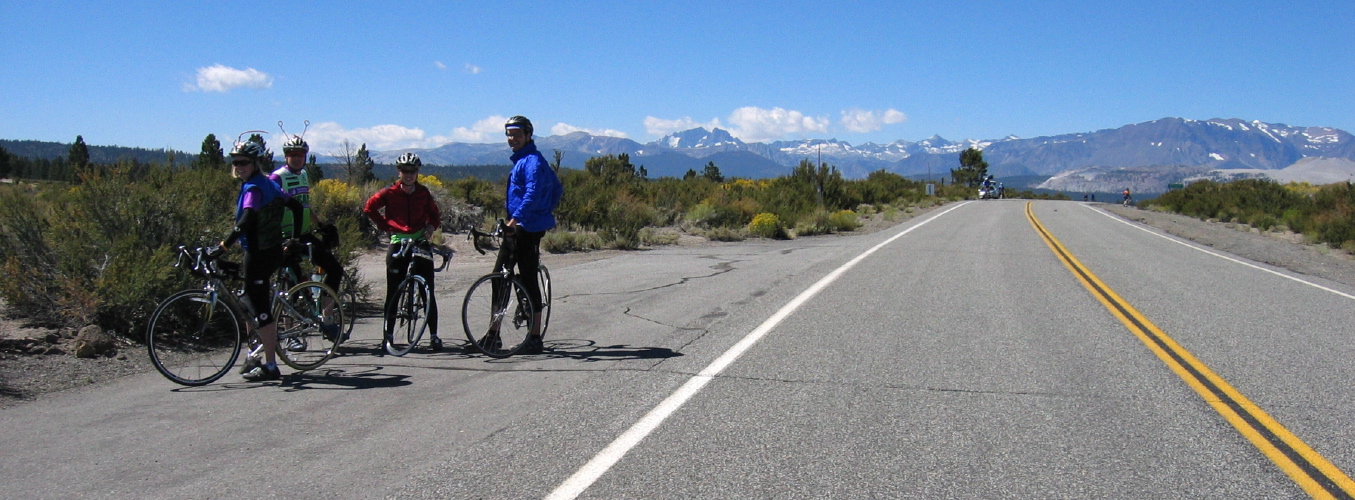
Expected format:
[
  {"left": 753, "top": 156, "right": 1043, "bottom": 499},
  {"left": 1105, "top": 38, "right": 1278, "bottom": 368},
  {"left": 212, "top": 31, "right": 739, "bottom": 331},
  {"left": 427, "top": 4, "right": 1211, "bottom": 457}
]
[{"left": 495, "top": 115, "right": 562, "bottom": 353}]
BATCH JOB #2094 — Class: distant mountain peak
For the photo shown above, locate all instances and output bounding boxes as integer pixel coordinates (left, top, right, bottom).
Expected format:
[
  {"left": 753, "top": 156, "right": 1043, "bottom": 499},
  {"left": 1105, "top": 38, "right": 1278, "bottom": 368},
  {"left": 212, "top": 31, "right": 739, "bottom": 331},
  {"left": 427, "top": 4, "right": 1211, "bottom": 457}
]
[{"left": 660, "top": 127, "right": 744, "bottom": 149}]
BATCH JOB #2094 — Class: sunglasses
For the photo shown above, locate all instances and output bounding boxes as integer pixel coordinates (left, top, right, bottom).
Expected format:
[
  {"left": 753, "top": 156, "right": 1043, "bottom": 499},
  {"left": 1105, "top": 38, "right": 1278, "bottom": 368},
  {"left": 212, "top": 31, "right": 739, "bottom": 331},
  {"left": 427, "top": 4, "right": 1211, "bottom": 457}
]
[
  {"left": 232, "top": 160, "right": 253, "bottom": 167},
  {"left": 398, "top": 168, "right": 419, "bottom": 174}
]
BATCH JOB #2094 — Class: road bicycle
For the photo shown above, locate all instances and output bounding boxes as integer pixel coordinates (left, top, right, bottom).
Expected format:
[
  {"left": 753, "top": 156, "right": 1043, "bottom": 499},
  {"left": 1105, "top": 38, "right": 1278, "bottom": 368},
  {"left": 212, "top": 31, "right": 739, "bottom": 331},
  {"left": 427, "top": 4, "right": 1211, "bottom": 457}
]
[
  {"left": 146, "top": 246, "right": 345, "bottom": 386},
  {"left": 277, "top": 237, "right": 359, "bottom": 344},
  {"left": 381, "top": 238, "right": 452, "bottom": 356},
  {"left": 462, "top": 221, "right": 552, "bottom": 358}
]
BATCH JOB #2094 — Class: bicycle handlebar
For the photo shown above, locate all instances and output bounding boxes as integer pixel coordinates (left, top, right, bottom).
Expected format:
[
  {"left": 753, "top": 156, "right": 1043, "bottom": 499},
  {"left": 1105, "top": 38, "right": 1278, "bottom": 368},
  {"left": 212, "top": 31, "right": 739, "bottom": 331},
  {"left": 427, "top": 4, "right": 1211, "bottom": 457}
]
[
  {"left": 467, "top": 218, "right": 511, "bottom": 255},
  {"left": 174, "top": 245, "right": 241, "bottom": 280},
  {"left": 390, "top": 238, "right": 453, "bottom": 272}
]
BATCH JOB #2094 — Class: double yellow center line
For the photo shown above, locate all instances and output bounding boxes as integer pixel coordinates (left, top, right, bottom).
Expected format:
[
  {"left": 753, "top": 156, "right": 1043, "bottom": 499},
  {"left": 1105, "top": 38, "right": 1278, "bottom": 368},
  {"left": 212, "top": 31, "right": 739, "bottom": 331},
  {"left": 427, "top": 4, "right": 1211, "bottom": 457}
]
[{"left": 1025, "top": 202, "right": 1354, "bottom": 499}]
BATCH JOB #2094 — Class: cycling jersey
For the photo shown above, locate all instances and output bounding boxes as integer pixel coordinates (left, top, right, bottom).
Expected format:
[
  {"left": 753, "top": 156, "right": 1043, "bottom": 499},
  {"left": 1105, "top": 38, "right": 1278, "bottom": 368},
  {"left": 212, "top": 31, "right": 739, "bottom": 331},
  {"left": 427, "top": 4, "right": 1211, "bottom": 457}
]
[
  {"left": 233, "top": 172, "right": 289, "bottom": 251},
  {"left": 364, "top": 181, "right": 441, "bottom": 243},
  {"left": 270, "top": 166, "right": 312, "bottom": 235}
]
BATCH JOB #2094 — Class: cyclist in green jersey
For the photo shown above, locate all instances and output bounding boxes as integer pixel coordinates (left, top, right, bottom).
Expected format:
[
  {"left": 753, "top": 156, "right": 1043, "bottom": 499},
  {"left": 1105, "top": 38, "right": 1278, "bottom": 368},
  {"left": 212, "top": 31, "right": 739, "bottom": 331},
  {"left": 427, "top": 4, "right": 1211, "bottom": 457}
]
[{"left": 270, "top": 133, "right": 344, "bottom": 341}]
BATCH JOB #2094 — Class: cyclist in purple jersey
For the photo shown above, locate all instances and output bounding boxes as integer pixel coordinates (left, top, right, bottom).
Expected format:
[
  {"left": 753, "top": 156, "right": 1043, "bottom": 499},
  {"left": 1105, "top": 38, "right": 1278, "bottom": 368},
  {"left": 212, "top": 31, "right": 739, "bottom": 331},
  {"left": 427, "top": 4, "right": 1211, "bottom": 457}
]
[{"left": 218, "top": 138, "right": 304, "bottom": 382}]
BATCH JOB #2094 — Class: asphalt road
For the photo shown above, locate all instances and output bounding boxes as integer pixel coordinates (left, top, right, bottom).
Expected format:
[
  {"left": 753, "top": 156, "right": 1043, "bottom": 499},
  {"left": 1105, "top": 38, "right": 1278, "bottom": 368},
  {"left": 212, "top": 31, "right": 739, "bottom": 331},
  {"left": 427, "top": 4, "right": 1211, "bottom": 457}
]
[{"left": 2, "top": 200, "right": 1352, "bottom": 499}]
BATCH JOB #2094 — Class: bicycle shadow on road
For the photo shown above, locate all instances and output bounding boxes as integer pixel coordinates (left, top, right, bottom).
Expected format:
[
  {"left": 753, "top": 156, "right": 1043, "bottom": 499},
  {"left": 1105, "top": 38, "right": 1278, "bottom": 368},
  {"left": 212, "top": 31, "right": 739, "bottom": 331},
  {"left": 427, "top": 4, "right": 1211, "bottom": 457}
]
[
  {"left": 531, "top": 339, "right": 684, "bottom": 363},
  {"left": 278, "top": 366, "right": 413, "bottom": 392}
]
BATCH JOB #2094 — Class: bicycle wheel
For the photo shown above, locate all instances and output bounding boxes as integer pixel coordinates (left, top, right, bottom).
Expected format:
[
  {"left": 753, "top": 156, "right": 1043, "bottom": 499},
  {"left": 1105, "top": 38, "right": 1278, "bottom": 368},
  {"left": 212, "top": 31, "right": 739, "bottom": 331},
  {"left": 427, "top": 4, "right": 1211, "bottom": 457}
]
[
  {"left": 147, "top": 290, "right": 244, "bottom": 386},
  {"left": 274, "top": 281, "right": 344, "bottom": 371},
  {"left": 537, "top": 265, "right": 552, "bottom": 339},
  {"left": 384, "top": 276, "right": 429, "bottom": 357},
  {"left": 338, "top": 281, "right": 359, "bottom": 342},
  {"left": 462, "top": 274, "right": 534, "bottom": 358}
]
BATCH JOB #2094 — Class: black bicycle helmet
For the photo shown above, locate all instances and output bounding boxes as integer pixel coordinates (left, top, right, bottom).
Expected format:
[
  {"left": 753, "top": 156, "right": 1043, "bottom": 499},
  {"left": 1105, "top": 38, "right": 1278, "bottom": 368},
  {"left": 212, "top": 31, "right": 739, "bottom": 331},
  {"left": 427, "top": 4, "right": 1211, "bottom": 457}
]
[
  {"left": 505, "top": 115, "right": 534, "bottom": 137},
  {"left": 396, "top": 152, "right": 422, "bottom": 169}
]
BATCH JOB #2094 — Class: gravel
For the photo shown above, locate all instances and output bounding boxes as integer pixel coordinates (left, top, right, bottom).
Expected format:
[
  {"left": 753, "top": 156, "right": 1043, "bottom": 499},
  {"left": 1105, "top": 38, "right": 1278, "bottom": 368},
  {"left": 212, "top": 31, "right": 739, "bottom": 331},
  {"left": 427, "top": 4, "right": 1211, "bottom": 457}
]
[{"left": 3, "top": 202, "right": 1353, "bottom": 408}]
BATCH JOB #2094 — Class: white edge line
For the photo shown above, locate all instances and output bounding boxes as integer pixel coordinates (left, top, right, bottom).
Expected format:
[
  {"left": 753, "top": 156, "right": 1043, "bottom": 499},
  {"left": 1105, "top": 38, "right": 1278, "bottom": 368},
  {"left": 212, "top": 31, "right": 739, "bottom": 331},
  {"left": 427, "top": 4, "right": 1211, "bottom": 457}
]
[
  {"left": 545, "top": 202, "right": 971, "bottom": 500},
  {"left": 1083, "top": 205, "right": 1355, "bottom": 301}
]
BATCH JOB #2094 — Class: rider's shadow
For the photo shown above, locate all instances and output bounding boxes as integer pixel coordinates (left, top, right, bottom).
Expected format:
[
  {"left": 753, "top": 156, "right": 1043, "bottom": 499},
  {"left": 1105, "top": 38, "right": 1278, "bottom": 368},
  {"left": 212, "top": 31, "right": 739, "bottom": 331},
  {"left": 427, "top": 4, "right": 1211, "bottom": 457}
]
[{"left": 381, "top": 339, "right": 684, "bottom": 363}]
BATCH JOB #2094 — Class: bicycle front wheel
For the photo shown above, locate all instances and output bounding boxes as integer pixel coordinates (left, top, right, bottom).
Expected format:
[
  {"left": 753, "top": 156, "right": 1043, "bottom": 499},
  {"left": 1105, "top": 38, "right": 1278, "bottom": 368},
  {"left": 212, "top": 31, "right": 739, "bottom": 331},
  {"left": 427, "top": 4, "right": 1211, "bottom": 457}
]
[
  {"left": 338, "top": 278, "right": 359, "bottom": 342},
  {"left": 275, "top": 281, "right": 344, "bottom": 371},
  {"left": 385, "top": 276, "right": 429, "bottom": 357},
  {"left": 462, "top": 274, "right": 534, "bottom": 358},
  {"left": 147, "top": 290, "right": 244, "bottom": 386}
]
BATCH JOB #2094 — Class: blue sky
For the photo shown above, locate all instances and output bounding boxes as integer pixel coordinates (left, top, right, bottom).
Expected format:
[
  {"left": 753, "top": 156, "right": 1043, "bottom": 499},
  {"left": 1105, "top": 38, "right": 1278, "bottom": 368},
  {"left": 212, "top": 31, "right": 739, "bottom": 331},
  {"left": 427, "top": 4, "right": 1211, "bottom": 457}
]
[{"left": 2, "top": 0, "right": 1352, "bottom": 155}]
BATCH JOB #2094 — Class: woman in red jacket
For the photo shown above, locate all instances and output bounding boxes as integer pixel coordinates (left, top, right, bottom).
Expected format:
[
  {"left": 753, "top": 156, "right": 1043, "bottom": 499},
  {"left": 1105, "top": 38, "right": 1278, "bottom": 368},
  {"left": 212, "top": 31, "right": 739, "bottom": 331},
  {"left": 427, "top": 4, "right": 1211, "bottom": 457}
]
[{"left": 363, "top": 153, "right": 444, "bottom": 352}]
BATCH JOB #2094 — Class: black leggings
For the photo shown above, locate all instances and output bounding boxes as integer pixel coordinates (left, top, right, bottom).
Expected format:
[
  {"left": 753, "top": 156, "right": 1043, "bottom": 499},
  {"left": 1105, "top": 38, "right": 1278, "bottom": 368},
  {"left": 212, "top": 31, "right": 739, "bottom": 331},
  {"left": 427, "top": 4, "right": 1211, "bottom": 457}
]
[
  {"left": 243, "top": 245, "right": 283, "bottom": 327},
  {"left": 493, "top": 229, "right": 545, "bottom": 313},
  {"left": 385, "top": 242, "right": 438, "bottom": 337}
]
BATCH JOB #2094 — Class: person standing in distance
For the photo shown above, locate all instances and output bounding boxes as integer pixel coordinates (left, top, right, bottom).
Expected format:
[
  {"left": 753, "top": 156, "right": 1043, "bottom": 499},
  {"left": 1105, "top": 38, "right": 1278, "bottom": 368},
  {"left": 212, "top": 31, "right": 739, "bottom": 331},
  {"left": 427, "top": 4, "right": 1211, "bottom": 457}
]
[
  {"left": 496, "top": 115, "right": 563, "bottom": 354},
  {"left": 363, "top": 153, "right": 444, "bottom": 352}
]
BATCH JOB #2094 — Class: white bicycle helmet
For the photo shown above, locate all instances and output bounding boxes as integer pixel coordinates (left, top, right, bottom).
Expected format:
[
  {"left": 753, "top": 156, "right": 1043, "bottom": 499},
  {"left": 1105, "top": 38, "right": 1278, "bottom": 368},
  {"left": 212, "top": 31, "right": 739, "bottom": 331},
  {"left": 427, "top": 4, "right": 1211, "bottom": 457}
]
[
  {"left": 282, "top": 135, "right": 309, "bottom": 154},
  {"left": 230, "top": 140, "right": 266, "bottom": 159},
  {"left": 396, "top": 152, "right": 422, "bottom": 169}
]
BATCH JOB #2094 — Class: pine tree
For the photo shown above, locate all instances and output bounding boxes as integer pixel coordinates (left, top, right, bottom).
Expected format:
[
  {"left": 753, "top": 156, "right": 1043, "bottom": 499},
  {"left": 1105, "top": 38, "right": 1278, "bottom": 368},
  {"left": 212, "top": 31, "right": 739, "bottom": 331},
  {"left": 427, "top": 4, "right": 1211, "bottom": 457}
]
[
  {"left": 951, "top": 148, "right": 988, "bottom": 188},
  {"left": 702, "top": 161, "right": 724, "bottom": 183},
  {"left": 194, "top": 133, "right": 226, "bottom": 170},
  {"left": 0, "top": 145, "right": 10, "bottom": 179},
  {"left": 306, "top": 154, "right": 324, "bottom": 182},
  {"left": 68, "top": 135, "right": 90, "bottom": 169},
  {"left": 353, "top": 143, "right": 375, "bottom": 184}
]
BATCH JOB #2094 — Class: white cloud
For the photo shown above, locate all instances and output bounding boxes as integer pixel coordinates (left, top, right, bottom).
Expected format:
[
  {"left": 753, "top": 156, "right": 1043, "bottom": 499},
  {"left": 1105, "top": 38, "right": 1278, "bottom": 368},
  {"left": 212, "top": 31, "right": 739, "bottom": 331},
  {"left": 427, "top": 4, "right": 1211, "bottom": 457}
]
[
  {"left": 552, "top": 123, "right": 629, "bottom": 138},
  {"left": 725, "top": 106, "right": 829, "bottom": 143},
  {"left": 305, "top": 116, "right": 513, "bottom": 152},
  {"left": 643, "top": 116, "right": 723, "bottom": 136},
  {"left": 434, "top": 61, "right": 447, "bottom": 70},
  {"left": 184, "top": 64, "right": 273, "bottom": 92},
  {"left": 306, "top": 122, "right": 449, "bottom": 152},
  {"left": 644, "top": 107, "right": 829, "bottom": 142},
  {"left": 464, "top": 63, "right": 482, "bottom": 74},
  {"left": 449, "top": 115, "right": 508, "bottom": 143},
  {"left": 839, "top": 108, "right": 907, "bottom": 133}
]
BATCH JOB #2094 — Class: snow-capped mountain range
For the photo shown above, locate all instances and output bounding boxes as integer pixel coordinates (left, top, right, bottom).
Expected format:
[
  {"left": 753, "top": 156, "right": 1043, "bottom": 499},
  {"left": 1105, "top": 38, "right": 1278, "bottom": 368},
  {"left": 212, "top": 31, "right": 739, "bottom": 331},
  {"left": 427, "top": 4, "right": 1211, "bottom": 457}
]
[{"left": 359, "top": 117, "right": 1355, "bottom": 192}]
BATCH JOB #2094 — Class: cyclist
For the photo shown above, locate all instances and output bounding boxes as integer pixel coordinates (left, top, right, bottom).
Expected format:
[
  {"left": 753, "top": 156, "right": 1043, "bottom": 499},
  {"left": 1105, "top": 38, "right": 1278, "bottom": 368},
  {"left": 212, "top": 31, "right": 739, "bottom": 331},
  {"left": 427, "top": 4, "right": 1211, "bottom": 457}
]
[
  {"left": 363, "top": 153, "right": 444, "bottom": 352},
  {"left": 1123, "top": 188, "right": 1132, "bottom": 205},
  {"left": 218, "top": 138, "right": 304, "bottom": 382},
  {"left": 270, "top": 134, "right": 344, "bottom": 341},
  {"left": 485, "top": 115, "right": 563, "bottom": 354}
]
